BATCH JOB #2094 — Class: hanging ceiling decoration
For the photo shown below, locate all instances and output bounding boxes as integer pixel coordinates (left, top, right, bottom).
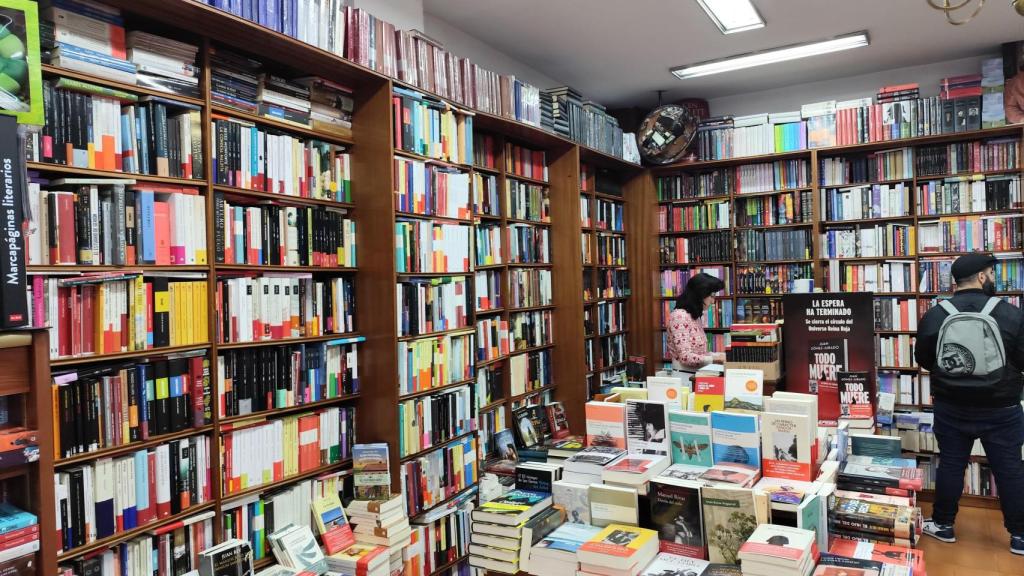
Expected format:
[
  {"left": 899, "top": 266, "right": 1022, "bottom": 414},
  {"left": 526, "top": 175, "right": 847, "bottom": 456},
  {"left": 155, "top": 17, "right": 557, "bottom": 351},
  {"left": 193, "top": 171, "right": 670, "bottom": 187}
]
[{"left": 927, "top": 0, "right": 1024, "bottom": 25}]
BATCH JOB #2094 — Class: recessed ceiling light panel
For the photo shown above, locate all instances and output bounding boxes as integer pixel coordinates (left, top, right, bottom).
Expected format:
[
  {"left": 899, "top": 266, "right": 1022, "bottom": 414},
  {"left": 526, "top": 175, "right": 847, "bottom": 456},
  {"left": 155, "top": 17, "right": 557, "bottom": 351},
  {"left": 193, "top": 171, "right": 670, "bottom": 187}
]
[
  {"left": 696, "top": 0, "right": 766, "bottom": 34},
  {"left": 671, "top": 31, "right": 870, "bottom": 79}
]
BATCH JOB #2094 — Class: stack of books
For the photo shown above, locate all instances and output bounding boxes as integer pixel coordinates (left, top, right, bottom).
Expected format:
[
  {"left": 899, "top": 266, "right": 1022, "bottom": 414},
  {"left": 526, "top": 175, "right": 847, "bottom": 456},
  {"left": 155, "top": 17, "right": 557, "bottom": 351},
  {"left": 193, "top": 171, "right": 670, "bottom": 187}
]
[
  {"left": 268, "top": 524, "right": 329, "bottom": 573},
  {"left": 529, "top": 523, "right": 602, "bottom": 576},
  {"left": 258, "top": 73, "right": 312, "bottom": 127},
  {"left": 42, "top": 0, "right": 138, "bottom": 84},
  {"left": 940, "top": 74, "right": 983, "bottom": 132},
  {"left": 345, "top": 495, "right": 412, "bottom": 574},
  {"left": 540, "top": 86, "right": 582, "bottom": 137},
  {"left": 468, "top": 489, "right": 556, "bottom": 574},
  {"left": 0, "top": 503, "right": 38, "bottom": 568},
  {"left": 561, "top": 446, "right": 626, "bottom": 485},
  {"left": 577, "top": 524, "right": 659, "bottom": 576},
  {"left": 296, "top": 77, "right": 355, "bottom": 139},
  {"left": 738, "top": 524, "right": 818, "bottom": 576},
  {"left": 325, "top": 543, "right": 391, "bottom": 576},
  {"left": 210, "top": 48, "right": 262, "bottom": 114},
  {"left": 600, "top": 453, "right": 671, "bottom": 495},
  {"left": 638, "top": 553, "right": 710, "bottom": 576},
  {"left": 126, "top": 31, "right": 200, "bottom": 98}
]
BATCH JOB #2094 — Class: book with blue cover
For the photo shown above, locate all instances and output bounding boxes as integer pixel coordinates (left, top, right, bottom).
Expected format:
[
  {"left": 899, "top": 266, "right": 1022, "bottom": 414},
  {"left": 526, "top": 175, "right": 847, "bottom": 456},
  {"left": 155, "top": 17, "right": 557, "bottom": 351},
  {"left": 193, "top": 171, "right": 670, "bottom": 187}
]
[
  {"left": 532, "top": 522, "right": 602, "bottom": 554},
  {"left": 710, "top": 411, "right": 760, "bottom": 467}
]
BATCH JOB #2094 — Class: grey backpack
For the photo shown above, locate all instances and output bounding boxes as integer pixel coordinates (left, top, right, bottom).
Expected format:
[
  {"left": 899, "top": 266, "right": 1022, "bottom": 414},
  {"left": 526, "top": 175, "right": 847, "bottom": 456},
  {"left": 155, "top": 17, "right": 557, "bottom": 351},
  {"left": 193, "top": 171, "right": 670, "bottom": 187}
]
[{"left": 934, "top": 297, "right": 1006, "bottom": 388}]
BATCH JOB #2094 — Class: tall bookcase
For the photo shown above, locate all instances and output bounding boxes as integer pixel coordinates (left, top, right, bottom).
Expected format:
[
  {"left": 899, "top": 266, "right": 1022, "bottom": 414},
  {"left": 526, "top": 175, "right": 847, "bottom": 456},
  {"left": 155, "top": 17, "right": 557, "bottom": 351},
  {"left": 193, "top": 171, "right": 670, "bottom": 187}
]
[
  {"left": 27, "top": 0, "right": 646, "bottom": 572},
  {"left": 652, "top": 125, "right": 1024, "bottom": 509}
]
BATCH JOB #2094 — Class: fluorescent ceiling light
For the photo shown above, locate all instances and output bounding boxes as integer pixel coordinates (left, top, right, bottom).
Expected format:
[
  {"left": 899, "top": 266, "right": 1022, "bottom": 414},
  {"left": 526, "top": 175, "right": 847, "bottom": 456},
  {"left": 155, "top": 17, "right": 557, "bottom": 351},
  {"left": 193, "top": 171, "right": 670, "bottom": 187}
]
[
  {"left": 671, "top": 31, "right": 870, "bottom": 79},
  {"left": 696, "top": 0, "right": 765, "bottom": 34}
]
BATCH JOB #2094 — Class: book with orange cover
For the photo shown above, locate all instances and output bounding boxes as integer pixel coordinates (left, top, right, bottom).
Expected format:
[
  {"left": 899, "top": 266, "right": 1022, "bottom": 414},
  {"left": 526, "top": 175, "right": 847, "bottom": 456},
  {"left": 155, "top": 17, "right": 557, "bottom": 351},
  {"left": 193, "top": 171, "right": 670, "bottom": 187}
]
[{"left": 585, "top": 401, "right": 626, "bottom": 449}]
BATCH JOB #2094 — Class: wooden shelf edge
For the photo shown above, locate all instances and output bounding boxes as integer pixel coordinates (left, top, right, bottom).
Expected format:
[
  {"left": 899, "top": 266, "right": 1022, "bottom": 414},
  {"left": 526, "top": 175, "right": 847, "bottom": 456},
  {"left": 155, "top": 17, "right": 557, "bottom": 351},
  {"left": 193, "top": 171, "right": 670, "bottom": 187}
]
[
  {"left": 56, "top": 425, "right": 216, "bottom": 468},
  {"left": 57, "top": 501, "right": 217, "bottom": 561},
  {"left": 219, "top": 394, "right": 361, "bottom": 425}
]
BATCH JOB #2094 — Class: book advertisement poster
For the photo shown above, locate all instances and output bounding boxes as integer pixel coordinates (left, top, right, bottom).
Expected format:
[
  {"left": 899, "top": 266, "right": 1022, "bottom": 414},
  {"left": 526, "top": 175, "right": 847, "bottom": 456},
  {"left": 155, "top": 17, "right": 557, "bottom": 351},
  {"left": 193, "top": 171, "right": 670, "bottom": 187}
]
[
  {"left": 782, "top": 293, "right": 874, "bottom": 426},
  {"left": 0, "top": 1, "right": 42, "bottom": 125}
]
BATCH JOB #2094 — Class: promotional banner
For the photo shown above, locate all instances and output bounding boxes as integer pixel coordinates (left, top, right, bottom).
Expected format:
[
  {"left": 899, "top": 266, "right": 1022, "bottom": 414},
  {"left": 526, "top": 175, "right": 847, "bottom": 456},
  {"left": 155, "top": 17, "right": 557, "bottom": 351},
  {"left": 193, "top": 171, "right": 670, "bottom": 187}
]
[{"left": 782, "top": 293, "right": 875, "bottom": 425}]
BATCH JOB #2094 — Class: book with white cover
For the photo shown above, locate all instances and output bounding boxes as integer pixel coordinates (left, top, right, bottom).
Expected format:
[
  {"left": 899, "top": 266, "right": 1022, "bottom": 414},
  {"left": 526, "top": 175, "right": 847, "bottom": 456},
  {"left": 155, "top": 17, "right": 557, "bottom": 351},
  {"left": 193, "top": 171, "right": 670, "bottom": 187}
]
[
  {"left": 639, "top": 552, "right": 710, "bottom": 576},
  {"left": 761, "top": 411, "right": 814, "bottom": 482},
  {"left": 625, "top": 400, "right": 671, "bottom": 456},
  {"left": 647, "top": 376, "right": 687, "bottom": 408},
  {"left": 588, "top": 483, "right": 639, "bottom": 527},
  {"left": 723, "top": 368, "right": 764, "bottom": 412},
  {"left": 553, "top": 480, "right": 591, "bottom": 524},
  {"left": 738, "top": 524, "right": 816, "bottom": 568},
  {"left": 602, "top": 454, "right": 671, "bottom": 487}
]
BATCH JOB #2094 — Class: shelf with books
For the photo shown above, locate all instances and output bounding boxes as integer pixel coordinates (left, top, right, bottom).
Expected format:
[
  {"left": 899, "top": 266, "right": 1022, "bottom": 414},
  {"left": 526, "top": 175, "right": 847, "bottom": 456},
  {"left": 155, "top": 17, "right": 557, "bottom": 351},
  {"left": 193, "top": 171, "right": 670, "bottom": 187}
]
[
  {"left": 397, "top": 377, "right": 477, "bottom": 402},
  {"left": 220, "top": 459, "right": 353, "bottom": 504},
  {"left": 662, "top": 149, "right": 812, "bottom": 171},
  {"left": 210, "top": 104, "right": 356, "bottom": 146},
  {"left": 398, "top": 430, "right": 478, "bottom": 465},
  {"left": 732, "top": 186, "right": 815, "bottom": 199},
  {"left": 26, "top": 162, "right": 206, "bottom": 186},
  {"left": 57, "top": 501, "right": 217, "bottom": 562},
  {"left": 507, "top": 384, "right": 558, "bottom": 404},
  {"left": 212, "top": 184, "right": 356, "bottom": 209},
  {"left": 394, "top": 211, "right": 475, "bottom": 226},
  {"left": 397, "top": 327, "right": 475, "bottom": 343},
  {"left": 215, "top": 332, "right": 361, "bottom": 350},
  {"left": 916, "top": 208, "right": 1023, "bottom": 220},
  {"left": 408, "top": 484, "right": 480, "bottom": 523},
  {"left": 478, "top": 398, "right": 508, "bottom": 414},
  {"left": 218, "top": 394, "right": 361, "bottom": 425},
  {"left": 508, "top": 304, "right": 557, "bottom": 314},
  {"left": 660, "top": 261, "right": 734, "bottom": 268},
  {"left": 393, "top": 148, "right": 473, "bottom": 171},
  {"left": 215, "top": 264, "right": 359, "bottom": 273},
  {"left": 48, "top": 343, "right": 212, "bottom": 367},
  {"left": 55, "top": 424, "right": 216, "bottom": 469},
  {"left": 27, "top": 265, "right": 210, "bottom": 273},
  {"left": 430, "top": 554, "right": 470, "bottom": 576},
  {"left": 819, "top": 177, "right": 915, "bottom": 187},
  {"left": 821, "top": 215, "right": 917, "bottom": 226},
  {"left": 913, "top": 167, "right": 1021, "bottom": 181},
  {"left": 473, "top": 164, "right": 502, "bottom": 176},
  {"left": 475, "top": 307, "right": 507, "bottom": 317},
  {"left": 40, "top": 64, "right": 208, "bottom": 107},
  {"left": 505, "top": 173, "right": 549, "bottom": 187}
]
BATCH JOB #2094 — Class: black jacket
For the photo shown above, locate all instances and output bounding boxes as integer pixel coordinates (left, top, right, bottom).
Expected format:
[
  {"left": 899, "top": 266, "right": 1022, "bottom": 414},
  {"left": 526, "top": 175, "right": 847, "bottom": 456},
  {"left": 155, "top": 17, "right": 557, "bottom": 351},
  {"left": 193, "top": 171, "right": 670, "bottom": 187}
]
[{"left": 915, "top": 288, "right": 1024, "bottom": 407}]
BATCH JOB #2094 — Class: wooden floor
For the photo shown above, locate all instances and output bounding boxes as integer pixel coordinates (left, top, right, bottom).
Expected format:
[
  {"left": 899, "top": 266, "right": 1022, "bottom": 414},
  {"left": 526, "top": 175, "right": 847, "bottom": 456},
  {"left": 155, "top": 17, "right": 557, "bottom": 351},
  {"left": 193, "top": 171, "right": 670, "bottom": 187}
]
[{"left": 918, "top": 503, "right": 1024, "bottom": 576}]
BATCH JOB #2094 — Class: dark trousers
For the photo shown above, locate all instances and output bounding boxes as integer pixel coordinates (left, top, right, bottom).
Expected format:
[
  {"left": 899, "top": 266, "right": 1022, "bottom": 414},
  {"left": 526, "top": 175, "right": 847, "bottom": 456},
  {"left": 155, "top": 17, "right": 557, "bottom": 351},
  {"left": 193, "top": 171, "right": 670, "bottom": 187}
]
[{"left": 933, "top": 400, "right": 1024, "bottom": 535}]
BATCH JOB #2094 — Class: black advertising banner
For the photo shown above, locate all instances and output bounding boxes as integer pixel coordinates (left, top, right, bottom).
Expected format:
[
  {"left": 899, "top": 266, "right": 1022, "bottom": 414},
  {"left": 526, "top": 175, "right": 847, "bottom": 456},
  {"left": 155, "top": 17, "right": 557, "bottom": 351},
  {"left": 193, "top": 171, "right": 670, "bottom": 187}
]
[
  {"left": 782, "top": 293, "right": 874, "bottom": 425},
  {"left": 0, "top": 115, "right": 26, "bottom": 327}
]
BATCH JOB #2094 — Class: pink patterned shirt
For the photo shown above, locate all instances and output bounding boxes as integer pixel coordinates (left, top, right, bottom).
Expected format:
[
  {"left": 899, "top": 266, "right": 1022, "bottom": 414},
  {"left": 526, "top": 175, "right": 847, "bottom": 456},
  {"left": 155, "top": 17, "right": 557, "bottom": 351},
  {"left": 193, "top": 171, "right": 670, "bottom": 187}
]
[{"left": 667, "top": 308, "right": 712, "bottom": 370}]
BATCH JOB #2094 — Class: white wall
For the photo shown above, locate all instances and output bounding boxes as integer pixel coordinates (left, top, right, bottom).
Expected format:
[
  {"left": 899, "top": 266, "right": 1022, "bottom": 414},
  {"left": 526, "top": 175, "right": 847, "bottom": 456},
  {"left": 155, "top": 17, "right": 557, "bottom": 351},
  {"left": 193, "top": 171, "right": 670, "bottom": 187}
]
[
  {"left": 707, "top": 54, "right": 997, "bottom": 117},
  {"left": 348, "top": 1, "right": 560, "bottom": 90},
  {"left": 350, "top": 0, "right": 424, "bottom": 32},
  {"left": 423, "top": 14, "right": 559, "bottom": 90}
]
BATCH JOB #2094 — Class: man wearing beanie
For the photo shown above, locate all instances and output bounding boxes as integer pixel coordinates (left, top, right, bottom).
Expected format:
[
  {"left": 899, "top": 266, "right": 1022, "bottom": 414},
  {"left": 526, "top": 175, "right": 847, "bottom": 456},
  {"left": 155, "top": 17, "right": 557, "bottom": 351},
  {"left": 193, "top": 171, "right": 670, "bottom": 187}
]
[{"left": 915, "top": 253, "right": 1024, "bottom": 554}]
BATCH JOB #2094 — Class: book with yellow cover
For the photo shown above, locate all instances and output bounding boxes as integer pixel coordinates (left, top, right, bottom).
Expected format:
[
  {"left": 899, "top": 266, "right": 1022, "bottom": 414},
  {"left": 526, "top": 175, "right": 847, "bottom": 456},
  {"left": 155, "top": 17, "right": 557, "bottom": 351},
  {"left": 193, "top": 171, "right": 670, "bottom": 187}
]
[
  {"left": 470, "top": 489, "right": 552, "bottom": 526},
  {"left": 577, "top": 524, "right": 659, "bottom": 570},
  {"left": 311, "top": 493, "right": 355, "bottom": 555}
]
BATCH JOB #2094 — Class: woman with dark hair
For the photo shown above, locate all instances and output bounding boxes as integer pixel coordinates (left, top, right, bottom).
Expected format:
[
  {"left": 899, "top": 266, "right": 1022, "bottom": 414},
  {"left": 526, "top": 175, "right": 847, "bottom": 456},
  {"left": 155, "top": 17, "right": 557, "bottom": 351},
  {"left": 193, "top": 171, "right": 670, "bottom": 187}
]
[{"left": 666, "top": 272, "right": 726, "bottom": 373}]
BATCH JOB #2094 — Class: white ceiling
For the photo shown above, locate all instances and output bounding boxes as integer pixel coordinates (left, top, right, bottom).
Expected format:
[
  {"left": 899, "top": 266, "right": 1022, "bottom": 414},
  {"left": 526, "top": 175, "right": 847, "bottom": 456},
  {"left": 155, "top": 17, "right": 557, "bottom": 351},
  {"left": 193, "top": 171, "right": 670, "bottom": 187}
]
[{"left": 422, "top": 0, "right": 1024, "bottom": 108}]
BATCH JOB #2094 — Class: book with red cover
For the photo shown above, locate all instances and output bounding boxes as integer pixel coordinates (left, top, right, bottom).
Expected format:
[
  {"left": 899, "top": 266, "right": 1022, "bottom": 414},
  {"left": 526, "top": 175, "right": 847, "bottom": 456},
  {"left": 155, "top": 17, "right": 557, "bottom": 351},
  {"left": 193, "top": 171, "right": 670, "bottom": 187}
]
[{"left": 828, "top": 540, "right": 924, "bottom": 576}]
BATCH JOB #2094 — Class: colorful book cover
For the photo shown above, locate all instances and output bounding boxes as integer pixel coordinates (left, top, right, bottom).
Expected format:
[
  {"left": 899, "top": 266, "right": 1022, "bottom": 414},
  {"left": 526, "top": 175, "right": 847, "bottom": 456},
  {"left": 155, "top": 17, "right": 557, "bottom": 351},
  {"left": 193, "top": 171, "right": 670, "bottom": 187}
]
[
  {"left": 532, "top": 522, "right": 602, "bottom": 554},
  {"left": 512, "top": 406, "right": 541, "bottom": 448},
  {"left": 808, "top": 340, "right": 847, "bottom": 426},
  {"left": 760, "top": 412, "right": 812, "bottom": 481},
  {"left": 739, "top": 524, "right": 816, "bottom": 561},
  {"left": 545, "top": 402, "right": 571, "bottom": 440},
  {"left": 553, "top": 480, "right": 591, "bottom": 524},
  {"left": 625, "top": 400, "right": 670, "bottom": 456},
  {"left": 710, "top": 411, "right": 760, "bottom": 467},
  {"left": 578, "top": 523, "right": 657, "bottom": 558},
  {"left": 827, "top": 540, "right": 924, "bottom": 575},
  {"left": 649, "top": 478, "right": 705, "bottom": 559},
  {"left": 311, "top": 493, "right": 355, "bottom": 555},
  {"left": 493, "top": 429, "right": 518, "bottom": 462},
  {"left": 668, "top": 410, "right": 713, "bottom": 467},
  {"left": 693, "top": 376, "right": 725, "bottom": 413},
  {"left": 723, "top": 369, "right": 763, "bottom": 412},
  {"left": 0, "top": 1, "right": 43, "bottom": 125},
  {"left": 838, "top": 371, "right": 873, "bottom": 420},
  {"left": 701, "top": 486, "right": 758, "bottom": 564},
  {"left": 585, "top": 401, "right": 626, "bottom": 449},
  {"left": 699, "top": 462, "right": 760, "bottom": 487}
]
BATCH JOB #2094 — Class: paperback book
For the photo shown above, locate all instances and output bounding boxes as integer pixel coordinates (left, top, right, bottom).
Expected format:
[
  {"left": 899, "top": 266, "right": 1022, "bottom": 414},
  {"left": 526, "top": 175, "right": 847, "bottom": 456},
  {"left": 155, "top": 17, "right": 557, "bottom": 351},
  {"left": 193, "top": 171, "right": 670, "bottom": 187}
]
[
  {"left": 649, "top": 477, "right": 705, "bottom": 559},
  {"left": 625, "top": 400, "right": 671, "bottom": 456},
  {"left": 668, "top": 410, "right": 713, "bottom": 467}
]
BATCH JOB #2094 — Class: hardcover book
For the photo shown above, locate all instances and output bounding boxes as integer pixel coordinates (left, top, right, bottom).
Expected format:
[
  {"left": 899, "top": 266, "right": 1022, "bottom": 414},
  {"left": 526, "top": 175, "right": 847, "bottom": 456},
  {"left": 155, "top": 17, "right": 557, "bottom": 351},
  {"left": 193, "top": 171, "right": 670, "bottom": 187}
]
[
  {"left": 701, "top": 486, "right": 758, "bottom": 564},
  {"left": 668, "top": 410, "right": 713, "bottom": 467},
  {"left": 545, "top": 402, "right": 571, "bottom": 440},
  {"left": 625, "top": 400, "right": 670, "bottom": 456},
  {"left": 649, "top": 477, "right": 705, "bottom": 559}
]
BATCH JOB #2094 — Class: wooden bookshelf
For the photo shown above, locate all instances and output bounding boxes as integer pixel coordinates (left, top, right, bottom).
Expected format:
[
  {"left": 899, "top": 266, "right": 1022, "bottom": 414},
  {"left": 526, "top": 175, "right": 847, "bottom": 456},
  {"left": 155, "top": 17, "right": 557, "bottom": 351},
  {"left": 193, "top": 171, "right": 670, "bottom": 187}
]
[{"left": 0, "top": 330, "right": 56, "bottom": 576}]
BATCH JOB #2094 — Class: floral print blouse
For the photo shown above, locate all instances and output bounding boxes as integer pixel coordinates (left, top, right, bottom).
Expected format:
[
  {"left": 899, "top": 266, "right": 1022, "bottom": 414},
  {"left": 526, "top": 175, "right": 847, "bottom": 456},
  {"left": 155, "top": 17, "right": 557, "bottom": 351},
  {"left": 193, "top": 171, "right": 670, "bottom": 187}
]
[{"left": 666, "top": 308, "right": 711, "bottom": 370}]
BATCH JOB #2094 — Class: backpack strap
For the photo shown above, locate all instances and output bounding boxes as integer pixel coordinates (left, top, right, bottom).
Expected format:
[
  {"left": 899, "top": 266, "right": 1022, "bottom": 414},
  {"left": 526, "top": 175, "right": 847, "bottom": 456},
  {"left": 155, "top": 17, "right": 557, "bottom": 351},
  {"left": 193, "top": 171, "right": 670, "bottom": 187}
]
[
  {"left": 981, "top": 297, "right": 1001, "bottom": 317},
  {"left": 939, "top": 300, "right": 959, "bottom": 316}
]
